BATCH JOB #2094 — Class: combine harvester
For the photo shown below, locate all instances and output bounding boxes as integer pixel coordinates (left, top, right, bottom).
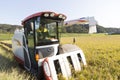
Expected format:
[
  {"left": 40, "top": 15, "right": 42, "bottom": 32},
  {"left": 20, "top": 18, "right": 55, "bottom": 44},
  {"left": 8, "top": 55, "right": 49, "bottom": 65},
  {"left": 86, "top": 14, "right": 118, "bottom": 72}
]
[{"left": 12, "top": 11, "right": 87, "bottom": 80}]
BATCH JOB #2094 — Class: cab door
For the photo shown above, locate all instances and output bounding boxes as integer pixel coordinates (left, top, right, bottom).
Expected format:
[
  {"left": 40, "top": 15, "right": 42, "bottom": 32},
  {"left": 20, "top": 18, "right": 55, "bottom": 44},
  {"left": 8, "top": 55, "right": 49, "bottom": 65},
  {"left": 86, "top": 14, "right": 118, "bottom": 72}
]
[
  {"left": 23, "top": 20, "right": 35, "bottom": 71},
  {"left": 23, "top": 35, "right": 31, "bottom": 71}
]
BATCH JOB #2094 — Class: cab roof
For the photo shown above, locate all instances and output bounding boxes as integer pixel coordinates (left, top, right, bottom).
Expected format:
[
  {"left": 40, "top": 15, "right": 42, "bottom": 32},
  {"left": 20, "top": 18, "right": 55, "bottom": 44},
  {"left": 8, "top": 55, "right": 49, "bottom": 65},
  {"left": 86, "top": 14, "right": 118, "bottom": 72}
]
[{"left": 22, "top": 11, "right": 67, "bottom": 25}]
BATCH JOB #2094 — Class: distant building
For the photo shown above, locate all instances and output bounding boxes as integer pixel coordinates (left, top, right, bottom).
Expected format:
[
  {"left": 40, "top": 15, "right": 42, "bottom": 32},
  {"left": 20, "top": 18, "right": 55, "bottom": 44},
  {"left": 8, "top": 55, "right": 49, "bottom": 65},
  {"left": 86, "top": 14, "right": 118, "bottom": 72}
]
[{"left": 65, "top": 17, "right": 97, "bottom": 34}]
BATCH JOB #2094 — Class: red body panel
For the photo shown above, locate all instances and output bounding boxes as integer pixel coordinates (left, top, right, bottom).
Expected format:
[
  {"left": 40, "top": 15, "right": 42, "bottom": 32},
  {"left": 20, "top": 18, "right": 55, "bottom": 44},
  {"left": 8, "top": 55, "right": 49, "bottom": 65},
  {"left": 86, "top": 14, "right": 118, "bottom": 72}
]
[
  {"left": 22, "top": 11, "right": 66, "bottom": 25},
  {"left": 14, "top": 55, "right": 24, "bottom": 65}
]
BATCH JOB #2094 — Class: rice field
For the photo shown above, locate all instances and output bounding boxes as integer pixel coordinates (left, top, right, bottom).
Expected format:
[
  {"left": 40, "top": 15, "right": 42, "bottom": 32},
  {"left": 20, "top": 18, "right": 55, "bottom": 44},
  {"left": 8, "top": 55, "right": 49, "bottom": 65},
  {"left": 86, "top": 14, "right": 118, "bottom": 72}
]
[
  {"left": 0, "top": 33, "right": 120, "bottom": 80},
  {"left": 61, "top": 34, "right": 120, "bottom": 80},
  {"left": 0, "top": 33, "right": 13, "bottom": 40}
]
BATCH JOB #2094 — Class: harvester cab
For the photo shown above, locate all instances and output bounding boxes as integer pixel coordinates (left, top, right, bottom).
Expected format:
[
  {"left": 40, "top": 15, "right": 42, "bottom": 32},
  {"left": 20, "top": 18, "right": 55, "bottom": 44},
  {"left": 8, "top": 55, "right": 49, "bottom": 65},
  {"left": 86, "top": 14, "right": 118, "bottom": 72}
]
[{"left": 12, "top": 11, "right": 87, "bottom": 80}]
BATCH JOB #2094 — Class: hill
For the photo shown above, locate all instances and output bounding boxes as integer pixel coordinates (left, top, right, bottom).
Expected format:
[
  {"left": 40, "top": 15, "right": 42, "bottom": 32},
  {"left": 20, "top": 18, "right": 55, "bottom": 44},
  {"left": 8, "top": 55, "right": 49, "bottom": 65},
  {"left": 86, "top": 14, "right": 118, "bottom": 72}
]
[
  {"left": 0, "top": 23, "right": 120, "bottom": 34},
  {"left": 97, "top": 25, "right": 120, "bottom": 33},
  {"left": 0, "top": 24, "right": 22, "bottom": 33},
  {"left": 64, "top": 24, "right": 120, "bottom": 33}
]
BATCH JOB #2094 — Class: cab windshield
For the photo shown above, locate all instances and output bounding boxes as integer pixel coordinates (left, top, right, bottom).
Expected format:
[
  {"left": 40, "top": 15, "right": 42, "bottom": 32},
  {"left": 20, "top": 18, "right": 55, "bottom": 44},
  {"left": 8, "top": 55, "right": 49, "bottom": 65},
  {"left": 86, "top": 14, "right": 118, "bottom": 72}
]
[{"left": 35, "top": 17, "right": 63, "bottom": 46}]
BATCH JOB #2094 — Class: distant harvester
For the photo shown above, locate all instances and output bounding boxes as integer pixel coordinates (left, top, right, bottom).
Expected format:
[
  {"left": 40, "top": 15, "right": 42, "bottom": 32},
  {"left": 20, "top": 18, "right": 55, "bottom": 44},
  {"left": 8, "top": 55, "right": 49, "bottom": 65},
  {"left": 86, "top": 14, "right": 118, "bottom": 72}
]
[{"left": 65, "top": 17, "right": 97, "bottom": 34}]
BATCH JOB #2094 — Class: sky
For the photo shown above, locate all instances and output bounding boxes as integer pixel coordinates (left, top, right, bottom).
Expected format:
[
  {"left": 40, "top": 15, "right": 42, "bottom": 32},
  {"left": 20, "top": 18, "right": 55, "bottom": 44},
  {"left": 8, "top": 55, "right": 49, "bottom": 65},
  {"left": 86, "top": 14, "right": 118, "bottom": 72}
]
[{"left": 0, "top": 0, "right": 120, "bottom": 28}]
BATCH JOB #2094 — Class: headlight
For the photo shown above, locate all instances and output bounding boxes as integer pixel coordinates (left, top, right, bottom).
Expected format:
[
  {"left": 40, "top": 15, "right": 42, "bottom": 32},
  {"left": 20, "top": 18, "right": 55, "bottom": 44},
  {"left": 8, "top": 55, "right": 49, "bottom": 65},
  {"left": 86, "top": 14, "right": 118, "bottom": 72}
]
[
  {"left": 50, "top": 13, "right": 55, "bottom": 17},
  {"left": 62, "top": 16, "right": 66, "bottom": 20},
  {"left": 44, "top": 13, "right": 49, "bottom": 17},
  {"left": 58, "top": 14, "right": 63, "bottom": 18}
]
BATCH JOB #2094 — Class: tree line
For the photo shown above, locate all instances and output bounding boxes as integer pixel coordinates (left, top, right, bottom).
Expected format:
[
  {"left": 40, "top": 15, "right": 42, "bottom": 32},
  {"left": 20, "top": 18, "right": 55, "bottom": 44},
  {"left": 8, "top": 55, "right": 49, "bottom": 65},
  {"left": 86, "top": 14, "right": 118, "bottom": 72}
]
[
  {"left": 61, "top": 24, "right": 120, "bottom": 33},
  {"left": 0, "top": 24, "right": 22, "bottom": 33},
  {"left": 96, "top": 25, "right": 120, "bottom": 34},
  {"left": 0, "top": 23, "right": 120, "bottom": 34}
]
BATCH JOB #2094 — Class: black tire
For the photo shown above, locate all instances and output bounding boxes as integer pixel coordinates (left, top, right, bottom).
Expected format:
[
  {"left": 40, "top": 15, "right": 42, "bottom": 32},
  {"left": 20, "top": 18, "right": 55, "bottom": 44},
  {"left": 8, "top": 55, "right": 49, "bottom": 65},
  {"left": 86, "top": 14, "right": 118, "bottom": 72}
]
[
  {"left": 36, "top": 66, "right": 45, "bottom": 80},
  {"left": 18, "top": 63, "right": 25, "bottom": 69}
]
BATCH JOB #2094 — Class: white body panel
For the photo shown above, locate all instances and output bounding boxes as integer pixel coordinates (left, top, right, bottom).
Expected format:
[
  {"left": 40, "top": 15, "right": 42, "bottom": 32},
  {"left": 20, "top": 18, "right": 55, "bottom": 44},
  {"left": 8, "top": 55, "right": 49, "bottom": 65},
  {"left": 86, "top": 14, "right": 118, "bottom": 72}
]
[
  {"left": 12, "top": 29, "right": 32, "bottom": 71},
  {"left": 12, "top": 30, "right": 24, "bottom": 61}
]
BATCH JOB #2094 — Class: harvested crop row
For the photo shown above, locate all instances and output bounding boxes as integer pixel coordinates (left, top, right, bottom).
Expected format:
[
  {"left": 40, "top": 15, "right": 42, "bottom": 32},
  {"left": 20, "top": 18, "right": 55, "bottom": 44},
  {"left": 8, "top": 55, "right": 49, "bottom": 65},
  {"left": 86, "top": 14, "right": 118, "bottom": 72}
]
[{"left": 0, "top": 41, "right": 12, "bottom": 52}]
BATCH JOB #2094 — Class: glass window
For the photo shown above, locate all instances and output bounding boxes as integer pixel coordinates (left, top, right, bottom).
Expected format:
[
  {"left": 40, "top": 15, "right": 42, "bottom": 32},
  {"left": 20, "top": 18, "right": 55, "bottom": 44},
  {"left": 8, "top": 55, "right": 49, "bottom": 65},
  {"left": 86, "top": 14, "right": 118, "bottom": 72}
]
[
  {"left": 35, "top": 17, "right": 40, "bottom": 29},
  {"left": 35, "top": 18, "right": 63, "bottom": 46},
  {"left": 24, "top": 20, "right": 34, "bottom": 49}
]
